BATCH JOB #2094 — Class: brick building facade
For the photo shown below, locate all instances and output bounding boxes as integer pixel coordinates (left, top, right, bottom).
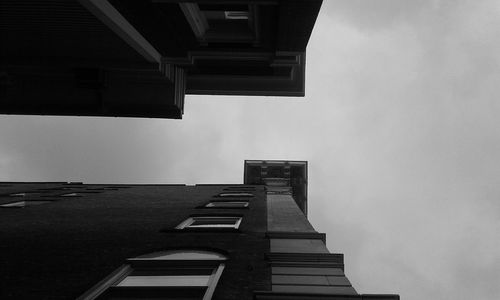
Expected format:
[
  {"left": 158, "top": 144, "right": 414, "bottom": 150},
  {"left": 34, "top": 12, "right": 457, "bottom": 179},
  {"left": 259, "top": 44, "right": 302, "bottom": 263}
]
[{"left": 0, "top": 161, "right": 399, "bottom": 299}]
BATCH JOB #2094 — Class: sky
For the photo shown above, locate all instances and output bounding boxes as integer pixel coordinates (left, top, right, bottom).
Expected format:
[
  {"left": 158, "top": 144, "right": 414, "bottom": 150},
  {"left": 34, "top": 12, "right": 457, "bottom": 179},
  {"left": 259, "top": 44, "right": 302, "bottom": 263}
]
[{"left": 1, "top": 0, "right": 500, "bottom": 299}]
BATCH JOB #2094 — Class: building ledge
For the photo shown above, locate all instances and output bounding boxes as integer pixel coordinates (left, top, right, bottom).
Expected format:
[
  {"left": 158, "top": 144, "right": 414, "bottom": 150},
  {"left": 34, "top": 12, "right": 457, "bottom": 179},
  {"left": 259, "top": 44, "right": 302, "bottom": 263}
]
[{"left": 254, "top": 291, "right": 400, "bottom": 300}]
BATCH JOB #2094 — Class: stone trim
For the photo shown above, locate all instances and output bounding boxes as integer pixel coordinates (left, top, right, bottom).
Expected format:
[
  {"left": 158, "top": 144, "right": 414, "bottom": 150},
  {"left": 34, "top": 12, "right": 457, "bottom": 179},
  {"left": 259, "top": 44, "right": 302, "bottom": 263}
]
[
  {"left": 266, "top": 232, "right": 326, "bottom": 243},
  {"left": 254, "top": 291, "right": 400, "bottom": 300}
]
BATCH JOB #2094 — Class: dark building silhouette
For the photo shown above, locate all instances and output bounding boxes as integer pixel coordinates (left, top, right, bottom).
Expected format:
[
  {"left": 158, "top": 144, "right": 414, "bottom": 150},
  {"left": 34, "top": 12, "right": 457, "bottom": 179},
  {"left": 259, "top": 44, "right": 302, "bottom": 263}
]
[
  {"left": 0, "top": 161, "right": 399, "bottom": 299},
  {"left": 0, "top": 0, "right": 322, "bottom": 119}
]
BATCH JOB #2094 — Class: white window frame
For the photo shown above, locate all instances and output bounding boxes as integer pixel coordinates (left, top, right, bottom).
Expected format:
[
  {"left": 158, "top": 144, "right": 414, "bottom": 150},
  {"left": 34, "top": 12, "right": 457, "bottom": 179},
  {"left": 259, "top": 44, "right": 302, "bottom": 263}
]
[
  {"left": 217, "top": 192, "right": 254, "bottom": 197},
  {"left": 9, "top": 193, "right": 26, "bottom": 197},
  {"left": 78, "top": 250, "right": 226, "bottom": 300},
  {"left": 176, "top": 216, "right": 242, "bottom": 229},
  {"left": 0, "top": 200, "right": 52, "bottom": 208},
  {"left": 1, "top": 201, "right": 27, "bottom": 208},
  {"left": 205, "top": 201, "right": 249, "bottom": 208},
  {"left": 60, "top": 193, "right": 80, "bottom": 197},
  {"left": 117, "top": 274, "right": 211, "bottom": 287},
  {"left": 224, "top": 11, "right": 249, "bottom": 20}
]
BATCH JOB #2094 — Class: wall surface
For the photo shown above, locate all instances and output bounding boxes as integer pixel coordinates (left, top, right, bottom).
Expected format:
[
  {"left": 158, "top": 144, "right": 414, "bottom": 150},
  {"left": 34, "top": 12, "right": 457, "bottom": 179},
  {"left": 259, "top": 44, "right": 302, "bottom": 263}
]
[
  {"left": 266, "top": 192, "right": 357, "bottom": 295},
  {"left": 0, "top": 182, "right": 268, "bottom": 299}
]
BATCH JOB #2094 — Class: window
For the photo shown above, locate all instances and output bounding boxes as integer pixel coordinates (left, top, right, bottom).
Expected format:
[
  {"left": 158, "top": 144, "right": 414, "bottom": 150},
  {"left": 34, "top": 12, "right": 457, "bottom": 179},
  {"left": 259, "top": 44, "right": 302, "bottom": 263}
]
[
  {"left": 205, "top": 201, "right": 249, "bottom": 208},
  {"left": 179, "top": 3, "right": 256, "bottom": 44},
  {"left": 176, "top": 216, "right": 242, "bottom": 229},
  {"left": 80, "top": 250, "right": 226, "bottom": 300},
  {"left": 224, "top": 11, "right": 249, "bottom": 20},
  {"left": 59, "top": 193, "right": 80, "bottom": 197},
  {"left": 0, "top": 201, "right": 52, "bottom": 208},
  {"left": 117, "top": 274, "right": 210, "bottom": 287},
  {"left": 217, "top": 192, "right": 254, "bottom": 197},
  {"left": 8, "top": 191, "right": 53, "bottom": 197},
  {"left": 9, "top": 192, "right": 41, "bottom": 197},
  {"left": 134, "top": 250, "right": 226, "bottom": 261},
  {"left": 9, "top": 193, "right": 26, "bottom": 197}
]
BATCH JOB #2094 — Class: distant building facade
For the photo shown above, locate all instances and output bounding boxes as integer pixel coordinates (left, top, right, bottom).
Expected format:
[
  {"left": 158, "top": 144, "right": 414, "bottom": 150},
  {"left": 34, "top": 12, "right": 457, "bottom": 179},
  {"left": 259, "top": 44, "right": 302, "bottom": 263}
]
[
  {"left": 0, "top": 0, "right": 322, "bottom": 119},
  {"left": 0, "top": 161, "right": 399, "bottom": 299}
]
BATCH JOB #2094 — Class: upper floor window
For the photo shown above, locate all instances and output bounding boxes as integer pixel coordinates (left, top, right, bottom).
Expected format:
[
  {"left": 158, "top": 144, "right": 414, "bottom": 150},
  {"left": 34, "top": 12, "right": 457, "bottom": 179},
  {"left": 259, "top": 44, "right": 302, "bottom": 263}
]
[
  {"left": 176, "top": 216, "right": 242, "bottom": 229},
  {"left": 217, "top": 192, "right": 254, "bottom": 198},
  {"left": 205, "top": 201, "right": 249, "bottom": 208},
  {"left": 134, "top": 250, "right": 226, "bottom": 261},
  {"left": 9, "top": 193, "right": 27, "bottom": 197},
  {"left": 179, "top": 3, "right": 257, "bottom": 44},
  {"left": 0, "top": 200, "right": 52, "bottom": 208},
  {"left": 60, "top": 193, "right": 80, "bottom": 197},
  {"left": 7, "top": 192, "right": 46, "bottom": 197},
  {"left": 80, "top": 250, "right": 226, "bottom": 300}
]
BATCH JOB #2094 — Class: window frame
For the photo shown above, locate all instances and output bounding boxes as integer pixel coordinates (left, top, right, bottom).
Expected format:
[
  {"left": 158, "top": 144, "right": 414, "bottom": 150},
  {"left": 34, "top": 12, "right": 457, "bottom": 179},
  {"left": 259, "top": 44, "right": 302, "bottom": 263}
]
[
  {"left": 179, "top": 3, "right": 257, "bottom": 44},
  {"left": 205, "top": 201, "right": 249, "bottom": 209},
  {"left": 216, "top": 192, "right": 254, "bottom": 198},
  {"left": 176, "top": 216, "right": 242, "bottom": 229},
  {"left": 59, "top": 192, "right": 81, "bottom": 197},
  {"left": 0, "top": 200, "right": 53, "bottom": 208},
  {"left": 78, "top": 250, "right": 227, "bottom": 300},
  {"left": 9, "top": 192, "right": 27, "bottom": 197}
]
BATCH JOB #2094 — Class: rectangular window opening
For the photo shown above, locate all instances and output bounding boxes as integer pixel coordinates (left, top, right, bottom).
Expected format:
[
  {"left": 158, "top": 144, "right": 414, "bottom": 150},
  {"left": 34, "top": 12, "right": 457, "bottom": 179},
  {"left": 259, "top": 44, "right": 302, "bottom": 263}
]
[
  {"left": 9, "top": 193, "right": 27, "bottom": 197},
  {"left": 117, "top": 275, "right": 210, "bottom": 287},
  {"left": 224, "top": 11, "right": 249, "bottom": 20},
  {"left": 59, "top": 193, "right": 80, "bottom": 197},
  {"left": 177, "top": 216, "right": 242, "bottom": 229},
  {"left": 217, "top": 192, "right": 254, "bottom": 197},
  {"left": 1, "top": 201, "right": 52, "bottom": 208},
  {"left": 205, "top": 201, "right": 249, "bottom": 208}
]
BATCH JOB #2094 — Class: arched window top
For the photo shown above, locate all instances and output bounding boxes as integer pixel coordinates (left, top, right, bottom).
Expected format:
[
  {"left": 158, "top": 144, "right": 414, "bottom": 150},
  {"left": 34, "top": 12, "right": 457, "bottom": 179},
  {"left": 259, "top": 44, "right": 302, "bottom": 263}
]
[
  {"left": 135, "top": 250, "right": 227, "bottom": 261},
  {"left": 80, "top": 249, "right": 227, "bottom": 299}
]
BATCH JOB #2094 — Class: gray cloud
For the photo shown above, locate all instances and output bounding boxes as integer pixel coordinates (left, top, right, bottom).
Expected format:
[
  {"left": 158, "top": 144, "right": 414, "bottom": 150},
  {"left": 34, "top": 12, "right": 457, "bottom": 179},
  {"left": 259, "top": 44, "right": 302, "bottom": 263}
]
[{"left": 305, "top": 1, "right": 500, "bottom": 299}]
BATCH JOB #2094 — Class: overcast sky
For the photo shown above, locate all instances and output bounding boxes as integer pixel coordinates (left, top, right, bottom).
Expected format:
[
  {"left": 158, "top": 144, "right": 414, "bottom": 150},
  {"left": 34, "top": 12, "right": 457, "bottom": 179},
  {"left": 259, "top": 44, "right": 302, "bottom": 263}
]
[{"left": 1, "top": 1, "right": 500, "bottom": 299}]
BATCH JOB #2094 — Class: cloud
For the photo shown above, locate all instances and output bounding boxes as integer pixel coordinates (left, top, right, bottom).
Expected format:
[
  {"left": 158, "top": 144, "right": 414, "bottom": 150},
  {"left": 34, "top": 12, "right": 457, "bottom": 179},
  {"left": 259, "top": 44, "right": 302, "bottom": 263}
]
[{"left": 305, "top": 1, "right": 500, "bottom": 299}]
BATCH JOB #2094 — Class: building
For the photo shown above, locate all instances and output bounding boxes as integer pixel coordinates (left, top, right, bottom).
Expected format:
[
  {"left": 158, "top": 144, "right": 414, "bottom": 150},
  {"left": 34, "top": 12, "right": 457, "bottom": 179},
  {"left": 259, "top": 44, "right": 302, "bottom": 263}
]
[
  {"left": 0, "top": 160, "right": 399, "bottom": 299},
  {"left": 0, "top": 0, "right": 322, "bottom": 119}
]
